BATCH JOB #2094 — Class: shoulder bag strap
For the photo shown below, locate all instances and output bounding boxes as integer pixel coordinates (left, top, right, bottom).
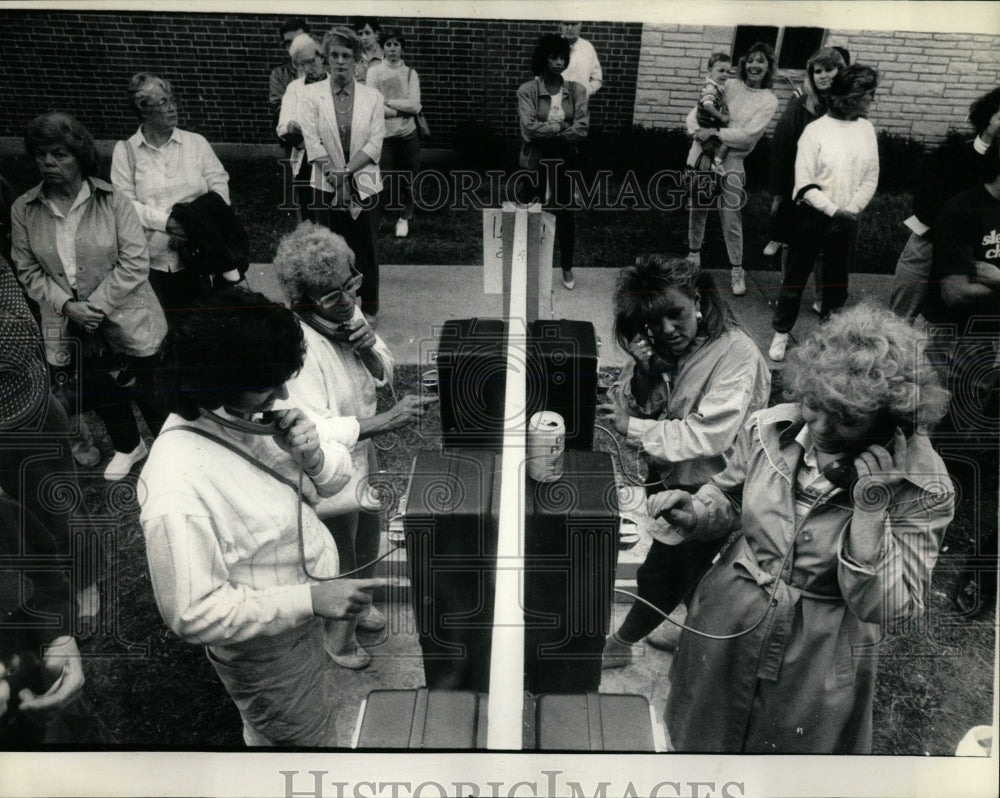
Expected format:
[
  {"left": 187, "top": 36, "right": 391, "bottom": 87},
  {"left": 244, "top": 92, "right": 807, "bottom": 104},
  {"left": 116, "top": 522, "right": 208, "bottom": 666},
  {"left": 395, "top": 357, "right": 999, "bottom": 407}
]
[{"left": 161, "top": 424, "right": 301, "bottom": 494}]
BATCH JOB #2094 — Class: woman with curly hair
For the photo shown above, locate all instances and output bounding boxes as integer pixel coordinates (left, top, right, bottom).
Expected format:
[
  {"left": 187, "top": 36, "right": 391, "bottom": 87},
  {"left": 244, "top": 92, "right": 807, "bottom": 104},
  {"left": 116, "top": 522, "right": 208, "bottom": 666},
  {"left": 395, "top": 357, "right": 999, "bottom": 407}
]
[
  {"left": 273, "top": 222, "right": 432, "bottom": 668},
  {"left": 651, "top": 302, "right": 955, "bottom": 753},
  {"left": 596, "top": 255, "right": 770, "bottom": 666}
]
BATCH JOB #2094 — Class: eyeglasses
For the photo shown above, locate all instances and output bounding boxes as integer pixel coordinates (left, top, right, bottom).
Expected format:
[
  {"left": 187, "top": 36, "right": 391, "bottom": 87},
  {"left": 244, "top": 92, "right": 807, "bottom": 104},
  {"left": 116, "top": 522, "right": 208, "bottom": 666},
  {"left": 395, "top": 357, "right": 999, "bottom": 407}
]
[
  {"left": 293, "top": 54, "right": 323, "bottom": 69},
  {"left": 314, "top": 271, "right": 364, "bottom": 310},
  {"left": 143, "top": 95, "right": 177, "bottom": 111}
]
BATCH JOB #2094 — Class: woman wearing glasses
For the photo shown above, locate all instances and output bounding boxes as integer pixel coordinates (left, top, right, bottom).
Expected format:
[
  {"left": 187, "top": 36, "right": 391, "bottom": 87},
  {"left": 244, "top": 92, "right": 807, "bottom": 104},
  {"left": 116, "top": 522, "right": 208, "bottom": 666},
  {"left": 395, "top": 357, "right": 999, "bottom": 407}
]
[
  {"left": 111, "top": 72, "right": 232, "bottom": 318},
  {"left": 273, "top": 222, "right": 432, "bottom": 668}
]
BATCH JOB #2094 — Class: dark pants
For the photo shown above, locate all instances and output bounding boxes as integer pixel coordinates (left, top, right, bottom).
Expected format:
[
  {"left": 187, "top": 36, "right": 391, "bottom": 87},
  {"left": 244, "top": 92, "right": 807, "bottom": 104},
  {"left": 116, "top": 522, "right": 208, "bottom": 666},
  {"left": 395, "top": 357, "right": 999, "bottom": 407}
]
[
  {"left": 52, "top": 352, "right": 166, "bottom": 454},
  {"left": 315, "top": 194, "right": 379, "bottom": 318},
  {"left": 772, "top": 205, "right": 856, "bottom": 333},
  {"left": 617, "top": 476, "right": 724, "bottom": 644},
  {"left": 380, "top": 133, "right": 421, "bottom": 221},
  {"left": 521, "top": 144, "right": 579, "bottom": 273},
  {"left": 0, "top": 395, "right": 103, "bottom": 597}
]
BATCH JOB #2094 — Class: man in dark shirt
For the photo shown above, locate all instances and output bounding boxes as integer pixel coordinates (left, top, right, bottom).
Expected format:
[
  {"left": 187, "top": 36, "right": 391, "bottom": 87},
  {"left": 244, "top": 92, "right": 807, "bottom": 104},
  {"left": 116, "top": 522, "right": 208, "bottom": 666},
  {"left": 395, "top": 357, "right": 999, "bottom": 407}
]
[
  {"left": 890, "top": 86, "right": 1000, "bottom": 319},
  {"left": 928, "top": 145, "right": 1000, "bottom": 619}
]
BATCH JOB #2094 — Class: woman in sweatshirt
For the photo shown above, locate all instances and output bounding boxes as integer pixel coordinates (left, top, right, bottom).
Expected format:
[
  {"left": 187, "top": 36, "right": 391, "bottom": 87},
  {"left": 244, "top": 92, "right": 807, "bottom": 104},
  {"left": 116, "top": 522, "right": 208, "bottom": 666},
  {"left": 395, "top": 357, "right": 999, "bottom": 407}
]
[{"left": 769, "top": 65, "right": 880, "bottom": 362}]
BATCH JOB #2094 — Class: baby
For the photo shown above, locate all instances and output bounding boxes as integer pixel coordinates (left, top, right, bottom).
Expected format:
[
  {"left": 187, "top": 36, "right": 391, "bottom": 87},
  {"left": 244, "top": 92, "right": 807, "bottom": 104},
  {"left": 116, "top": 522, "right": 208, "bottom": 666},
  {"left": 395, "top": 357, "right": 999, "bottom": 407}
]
[{"left": 694, "top": 52, "right": 731, "bottom": 173}]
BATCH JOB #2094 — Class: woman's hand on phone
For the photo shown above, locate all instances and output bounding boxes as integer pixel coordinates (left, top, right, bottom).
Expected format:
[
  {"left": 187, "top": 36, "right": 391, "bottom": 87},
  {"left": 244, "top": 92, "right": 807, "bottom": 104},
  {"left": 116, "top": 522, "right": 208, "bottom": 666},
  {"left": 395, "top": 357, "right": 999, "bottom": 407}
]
[
  {"left": 273, "top": 408, "right": 324, "bottom": 472},
  {"left": 627, "top": 333, "right": 654, "bottom": 370},
  {"left": 851, "top": 427, "right": 910, "bottom": 506}
]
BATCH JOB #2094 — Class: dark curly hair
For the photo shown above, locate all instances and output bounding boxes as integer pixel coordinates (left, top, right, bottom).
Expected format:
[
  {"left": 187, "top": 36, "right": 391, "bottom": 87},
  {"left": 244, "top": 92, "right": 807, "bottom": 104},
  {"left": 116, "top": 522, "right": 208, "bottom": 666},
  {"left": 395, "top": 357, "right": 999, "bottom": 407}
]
[
  {"left": 613, "top": 255, "right": 734, "bottom": 354},
  {"left": 24, "top": 112, "right": 98, "bottom": 179},
  {"left": 531, "top": 34, "right": 571, "bottom": 77},
  {"left": 828, "top": 64, "right": 879, "bottom": 117},
  {"left": 156, "top": 288, "right": 306, "bottom": 420},
  {"left": 969, "top": 86, "right": 1000, "bottom": 136}
]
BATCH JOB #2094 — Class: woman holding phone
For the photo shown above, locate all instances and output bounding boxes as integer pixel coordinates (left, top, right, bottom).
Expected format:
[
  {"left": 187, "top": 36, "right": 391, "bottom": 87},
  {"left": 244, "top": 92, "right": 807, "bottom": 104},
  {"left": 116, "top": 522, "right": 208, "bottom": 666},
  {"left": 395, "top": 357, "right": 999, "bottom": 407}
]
[
  {"left": 655, "top": 303, "right": 954, "bottom": 753},
  {"left": 597, "top": 256, "right": 770, "bottom": 666}
]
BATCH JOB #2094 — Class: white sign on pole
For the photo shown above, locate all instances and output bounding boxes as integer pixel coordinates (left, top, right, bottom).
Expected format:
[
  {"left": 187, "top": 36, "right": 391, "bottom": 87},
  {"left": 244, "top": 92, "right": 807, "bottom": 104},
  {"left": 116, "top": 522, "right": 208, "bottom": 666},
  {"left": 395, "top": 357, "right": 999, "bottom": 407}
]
[{"left": 483, "top": 208, "right": 503, "bottom": 294}]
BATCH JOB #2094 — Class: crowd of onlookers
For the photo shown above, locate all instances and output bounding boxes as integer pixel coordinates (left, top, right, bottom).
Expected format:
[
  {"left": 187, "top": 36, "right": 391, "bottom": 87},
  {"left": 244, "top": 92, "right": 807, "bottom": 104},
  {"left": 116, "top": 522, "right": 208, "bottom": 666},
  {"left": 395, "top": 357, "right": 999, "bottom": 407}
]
[{"left": 0, "top": 14, "right": 997, "bottom": 752}]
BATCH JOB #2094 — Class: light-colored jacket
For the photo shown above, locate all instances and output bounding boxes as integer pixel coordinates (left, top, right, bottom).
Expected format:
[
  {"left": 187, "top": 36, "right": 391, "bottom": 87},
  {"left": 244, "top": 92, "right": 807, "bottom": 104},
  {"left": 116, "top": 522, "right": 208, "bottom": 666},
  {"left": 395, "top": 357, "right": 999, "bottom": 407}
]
[
  {"left": 277, "top": 315, "right": 394, "bottom": 517},
  {"left": 666, "top": 403, "right": 955, "bottom": 753},
  {"left": 11, "top": 178, "right": 166, "bottom": 360},
  {"left": 300, "top": 77, "right": 384, "bottom": 199},
  {"left": 613, "top": 327, "right": 771, "bottom": 491},
  {"left": 277, "top": 75, "right": 314, "bottom": 182},
  {"left": 517, "top": 77, "right": 589, "bottom": 170}
]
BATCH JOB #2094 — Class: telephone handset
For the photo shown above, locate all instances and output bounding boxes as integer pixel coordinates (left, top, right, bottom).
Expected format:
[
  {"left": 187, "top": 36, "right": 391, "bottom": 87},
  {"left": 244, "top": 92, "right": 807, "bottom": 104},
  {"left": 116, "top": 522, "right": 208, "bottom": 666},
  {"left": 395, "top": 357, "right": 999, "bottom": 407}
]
[
  {"left": 821, "top": 420, "right": 913, "bottom": 490},
  {"left": 636, "top": 335, "right": 674, "bottom": 374},
  {"left": 200, "top": 408, "right": 281, "bottom": 436}
]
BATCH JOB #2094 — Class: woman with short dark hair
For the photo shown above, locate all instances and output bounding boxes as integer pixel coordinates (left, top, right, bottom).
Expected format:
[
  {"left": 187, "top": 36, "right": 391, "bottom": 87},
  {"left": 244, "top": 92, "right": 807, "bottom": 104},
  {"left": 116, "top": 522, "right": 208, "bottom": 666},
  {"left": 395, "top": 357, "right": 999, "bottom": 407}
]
[
  {"left": 517, "top": 33, "right": 589, "bottom": 291},
  {"left": 141, "top": 287, "right": 383, "bottom": 747},
  {"left": 597, "top": 256, "right": 771, "bottom": 666},
  {"left": 11, "top": 111, "right": 167, "bottom": 481},
  {"left": 769, "top": 65, "right": 880, "bottom": 362},
  {"left": 658, "top": 302, "right": 954, "bottom": 753}
]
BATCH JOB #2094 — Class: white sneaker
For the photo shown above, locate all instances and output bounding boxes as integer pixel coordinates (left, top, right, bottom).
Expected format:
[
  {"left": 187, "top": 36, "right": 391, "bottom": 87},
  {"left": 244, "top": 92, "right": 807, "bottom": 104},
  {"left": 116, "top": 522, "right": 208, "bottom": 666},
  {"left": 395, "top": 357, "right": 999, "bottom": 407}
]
[
  {"left": 768, "top": 332, "right": 789, "bottom": 362},
  {"left": 686, "top": 251, "right": 701, "bottom": 267},
  {"left": 731, "top": 266, "right": 747, "bottom": 296},
  {"left": 103, "top": 439, "right": 148, "bottom": 482},
  {"left": 395, "top": 219, "right": 409, "bottom": 238},
  {"left": 763, "top": 240, "right": 782, "bottom": 257}
]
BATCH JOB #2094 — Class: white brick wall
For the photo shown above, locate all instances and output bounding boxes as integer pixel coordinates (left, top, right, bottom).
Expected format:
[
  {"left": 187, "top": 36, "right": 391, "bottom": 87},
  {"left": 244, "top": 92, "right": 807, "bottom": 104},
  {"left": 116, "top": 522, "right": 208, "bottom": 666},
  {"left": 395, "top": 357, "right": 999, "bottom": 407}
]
[{"left": 633, "top": 25, "right": 1000, "bottom": 143}]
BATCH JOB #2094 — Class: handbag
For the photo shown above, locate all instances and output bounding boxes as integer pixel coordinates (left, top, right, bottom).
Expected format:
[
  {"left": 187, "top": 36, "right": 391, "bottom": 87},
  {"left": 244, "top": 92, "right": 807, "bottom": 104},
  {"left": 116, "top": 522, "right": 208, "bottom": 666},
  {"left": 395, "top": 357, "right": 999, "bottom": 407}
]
[{"left": 407, "top": 69, "right": 431, "bottom": 139}]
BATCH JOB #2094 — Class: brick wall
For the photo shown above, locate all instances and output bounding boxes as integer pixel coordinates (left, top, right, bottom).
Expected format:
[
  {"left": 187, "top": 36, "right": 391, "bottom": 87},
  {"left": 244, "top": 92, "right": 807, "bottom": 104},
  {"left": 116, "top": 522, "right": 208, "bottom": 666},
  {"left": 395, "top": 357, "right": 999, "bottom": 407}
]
[
  {"left": 825, "top": 30, "right": 1000, "bottom": 140},
  {"left": 0, "top": 10, "right": 641, "bottom": 146},
  {"left": 633, "top": 24, "right": 1000, "bottom": 143}
]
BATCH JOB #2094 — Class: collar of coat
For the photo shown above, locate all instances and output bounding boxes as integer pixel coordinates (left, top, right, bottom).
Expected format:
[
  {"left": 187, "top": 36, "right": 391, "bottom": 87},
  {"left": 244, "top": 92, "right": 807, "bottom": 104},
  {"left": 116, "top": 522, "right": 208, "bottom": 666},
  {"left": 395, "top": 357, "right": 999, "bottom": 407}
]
[
  {"left": 759, "top": 402, "right": 951, "bottom": 498},
  {"left": 22, "top": 176, "right": 113, "bottom": 205}
]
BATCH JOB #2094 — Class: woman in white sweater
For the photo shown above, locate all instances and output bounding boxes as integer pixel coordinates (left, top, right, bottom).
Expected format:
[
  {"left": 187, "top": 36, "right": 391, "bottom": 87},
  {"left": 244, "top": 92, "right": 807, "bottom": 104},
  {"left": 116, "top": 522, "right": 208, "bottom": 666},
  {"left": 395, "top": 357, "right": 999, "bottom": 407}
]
[
  {"left": 769, "top": 65, "right": 880, "bottom": 362},
  {"left": 686, "top": 42, "right": 779, "bottom": 297}
]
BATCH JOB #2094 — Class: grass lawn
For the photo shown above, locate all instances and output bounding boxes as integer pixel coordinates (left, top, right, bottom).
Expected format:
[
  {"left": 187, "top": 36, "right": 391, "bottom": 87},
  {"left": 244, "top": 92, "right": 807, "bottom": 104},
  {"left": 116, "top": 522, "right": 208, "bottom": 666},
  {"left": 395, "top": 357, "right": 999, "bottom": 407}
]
[
  {"left": 68, "top": 366, "right": 996, "bottom": 754},
  {"left": 3, "top": 154, "right": 912, "bottom": 273},
  {"left": 2, "top": 151, "right": 993, "bottom": 755}
]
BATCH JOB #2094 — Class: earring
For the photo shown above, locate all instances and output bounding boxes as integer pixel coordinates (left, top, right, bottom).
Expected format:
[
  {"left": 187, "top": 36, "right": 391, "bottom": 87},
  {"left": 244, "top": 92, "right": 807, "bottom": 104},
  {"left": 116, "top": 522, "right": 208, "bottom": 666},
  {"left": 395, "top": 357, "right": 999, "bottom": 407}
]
[{"left": 696, "top": 310, "right": 703, "bottom": 321}]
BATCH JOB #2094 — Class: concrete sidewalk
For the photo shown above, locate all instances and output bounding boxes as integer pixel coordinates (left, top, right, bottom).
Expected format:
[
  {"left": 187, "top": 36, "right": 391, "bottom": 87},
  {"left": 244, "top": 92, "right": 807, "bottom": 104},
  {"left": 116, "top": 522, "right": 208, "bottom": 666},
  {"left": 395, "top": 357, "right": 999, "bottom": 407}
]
[{"left": 246, "top": 262, "right": 896, "bottom": 367}]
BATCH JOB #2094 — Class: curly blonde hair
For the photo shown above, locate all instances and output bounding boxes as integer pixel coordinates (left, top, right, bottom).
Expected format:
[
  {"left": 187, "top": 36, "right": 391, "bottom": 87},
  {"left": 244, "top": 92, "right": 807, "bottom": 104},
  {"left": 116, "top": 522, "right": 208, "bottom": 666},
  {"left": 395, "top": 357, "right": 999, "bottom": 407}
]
[
  {"left": 273, "top": 221, "right": 356, "bottom": 305},
  {"left": 787, "top": 301, "right": 950, "bottom": 429}
]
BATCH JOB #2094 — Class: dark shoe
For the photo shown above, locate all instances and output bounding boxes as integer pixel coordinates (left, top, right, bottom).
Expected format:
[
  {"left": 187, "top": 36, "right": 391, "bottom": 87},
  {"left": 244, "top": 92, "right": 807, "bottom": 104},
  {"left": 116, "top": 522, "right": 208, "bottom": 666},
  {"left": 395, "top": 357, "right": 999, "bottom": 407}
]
[{"left": 952, "top": 571, "right": 997, "bottom": 619}]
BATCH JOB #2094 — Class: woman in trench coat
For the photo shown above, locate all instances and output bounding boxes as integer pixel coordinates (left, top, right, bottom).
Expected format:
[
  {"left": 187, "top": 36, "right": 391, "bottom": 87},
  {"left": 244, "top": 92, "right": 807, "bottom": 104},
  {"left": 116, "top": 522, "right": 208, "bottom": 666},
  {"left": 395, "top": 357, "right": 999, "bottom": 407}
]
[{"left": 651, "top": 302, "right": 955, "bottom": 753}]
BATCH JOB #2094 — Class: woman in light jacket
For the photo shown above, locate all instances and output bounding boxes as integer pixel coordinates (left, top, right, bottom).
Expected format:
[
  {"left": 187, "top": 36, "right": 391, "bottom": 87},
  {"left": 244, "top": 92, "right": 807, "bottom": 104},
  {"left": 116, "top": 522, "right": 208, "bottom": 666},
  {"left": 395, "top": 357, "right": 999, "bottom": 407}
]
[
  {"left": 277, "top": 33, "right": 328, "bottom": 223},
  {"left": 597, "top": 256, "right": 771, "bottom": 666},
  {"left": 300, "top": 26, "right": 384, "bottom": 327},
  {"left": 12, "top": 112, "right": 167, "bottom": 481},
  {"left": 273, "top": 222, "right": 431, "bottom": 669},
  {"left": 655, "top": 303, "right": 954, "bottom": 753},
  {"left": 517, "top": 33, "right": 589, "bottom": 291}
]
